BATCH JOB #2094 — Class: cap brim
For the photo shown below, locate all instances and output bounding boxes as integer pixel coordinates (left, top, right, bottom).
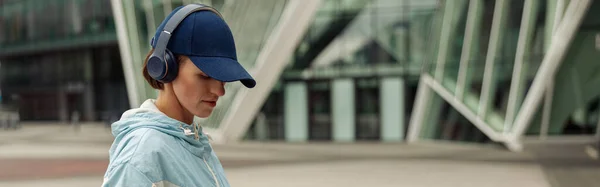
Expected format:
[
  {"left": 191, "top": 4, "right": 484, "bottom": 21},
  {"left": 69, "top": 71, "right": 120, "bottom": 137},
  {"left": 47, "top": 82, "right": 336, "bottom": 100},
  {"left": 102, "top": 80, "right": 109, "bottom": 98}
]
[{"left": 188, "top": 56, "right": 256, "bottom": 88}]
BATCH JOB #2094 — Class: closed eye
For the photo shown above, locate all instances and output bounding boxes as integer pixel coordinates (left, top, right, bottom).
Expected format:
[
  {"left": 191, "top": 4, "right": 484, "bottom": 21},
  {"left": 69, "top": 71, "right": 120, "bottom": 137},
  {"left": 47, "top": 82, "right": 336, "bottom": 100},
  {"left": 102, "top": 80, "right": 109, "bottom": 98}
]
[
  {"left": 197, "top": 72, "right": 212, "bottom": 80},
  {"left": 199, "top": 74, "right": 211, "bottom": 80}
]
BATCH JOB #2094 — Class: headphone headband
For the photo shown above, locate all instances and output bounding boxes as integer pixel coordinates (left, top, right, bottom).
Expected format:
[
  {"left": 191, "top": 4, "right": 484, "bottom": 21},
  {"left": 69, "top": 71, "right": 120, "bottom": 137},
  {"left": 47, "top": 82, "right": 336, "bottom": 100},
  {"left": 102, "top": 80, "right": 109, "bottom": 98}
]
[{"left": 154, "top": 4, "right": 222, "bottom": 56}]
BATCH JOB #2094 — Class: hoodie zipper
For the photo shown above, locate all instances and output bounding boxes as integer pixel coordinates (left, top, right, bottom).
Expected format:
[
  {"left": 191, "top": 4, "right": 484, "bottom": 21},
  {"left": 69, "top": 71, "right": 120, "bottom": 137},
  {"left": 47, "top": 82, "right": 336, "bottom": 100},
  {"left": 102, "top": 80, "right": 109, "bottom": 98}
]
[{"left": 203, "top": 158, "right": 220, "bottom": 187}]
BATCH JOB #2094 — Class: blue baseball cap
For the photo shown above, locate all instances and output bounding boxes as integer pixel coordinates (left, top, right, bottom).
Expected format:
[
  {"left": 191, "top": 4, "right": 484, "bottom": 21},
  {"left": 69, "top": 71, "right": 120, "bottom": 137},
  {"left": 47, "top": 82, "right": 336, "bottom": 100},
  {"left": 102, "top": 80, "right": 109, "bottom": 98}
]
[{"left": 151, "top": 6, "right": 256, "bottom": 88}]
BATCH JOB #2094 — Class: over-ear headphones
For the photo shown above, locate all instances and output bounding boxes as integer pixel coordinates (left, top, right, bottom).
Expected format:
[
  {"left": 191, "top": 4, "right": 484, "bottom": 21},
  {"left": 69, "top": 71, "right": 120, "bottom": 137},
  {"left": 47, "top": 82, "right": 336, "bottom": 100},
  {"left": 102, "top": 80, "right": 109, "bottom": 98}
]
[{"left": 147, "top": 4, "right": 222, "bottom": 83}]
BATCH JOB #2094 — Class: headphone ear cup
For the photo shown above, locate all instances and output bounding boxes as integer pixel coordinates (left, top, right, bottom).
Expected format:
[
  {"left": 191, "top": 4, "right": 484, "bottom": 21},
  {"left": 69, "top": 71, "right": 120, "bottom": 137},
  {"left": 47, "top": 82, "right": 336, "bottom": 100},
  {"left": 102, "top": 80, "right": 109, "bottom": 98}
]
[
  {"left": 161, "top": 49, "right": 179, "bottom": 83},
  {"left": 147, "top": 53, "right": 167, "bottom": 81}
]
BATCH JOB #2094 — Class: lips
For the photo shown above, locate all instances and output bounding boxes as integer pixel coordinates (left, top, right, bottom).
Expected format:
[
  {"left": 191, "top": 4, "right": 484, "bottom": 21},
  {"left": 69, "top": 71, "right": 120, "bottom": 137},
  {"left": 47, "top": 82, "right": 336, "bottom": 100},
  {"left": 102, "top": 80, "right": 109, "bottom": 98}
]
[{"left": 203, "top": 100, "right": 217, "bottom": 107}]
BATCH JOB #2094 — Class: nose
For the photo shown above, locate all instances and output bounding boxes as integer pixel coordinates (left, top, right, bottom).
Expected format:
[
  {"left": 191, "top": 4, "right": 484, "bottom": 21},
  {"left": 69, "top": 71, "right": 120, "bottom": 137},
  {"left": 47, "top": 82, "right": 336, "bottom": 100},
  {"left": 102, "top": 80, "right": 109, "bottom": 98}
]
[{"left": 211, "top": 80, "right": 225, "bottom": 97}]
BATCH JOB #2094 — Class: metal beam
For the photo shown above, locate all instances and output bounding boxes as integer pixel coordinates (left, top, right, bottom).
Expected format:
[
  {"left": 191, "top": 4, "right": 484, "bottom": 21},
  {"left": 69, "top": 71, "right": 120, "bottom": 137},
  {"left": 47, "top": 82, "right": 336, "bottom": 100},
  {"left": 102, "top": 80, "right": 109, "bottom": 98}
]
[
  {"left": 433, "top": 1, "right": 456, "bottom": 81},
  {"left": 423, "top": 74, "right": 504, "bottom": 141},
  {"left": 407, "top": 77, "right": 432, "bottom": 142},
  {"left": 110, "top": 0, "right": 141, "bottom": 108},
  {"left": 217, "top": 0, "right": 323, "bottom": 143},
  {"left": 143, "top": 0, "right": 157, "bottom": 45},
  {"left": 539, "top": 0, "right": 564, "bottom": 139},
  {"left": 505, "top": 0, "right": 540, "bottom": 133},
  {"left": 509, "top": 0, "right": 592, "bottom": 143},
  {"left": 456, "top": 0, "right": 484, "bottom": 101},
  {"left": 162, "top": 0, "right": 173, "bottom": 16},
  {"left": 479, "top": 0, "right": 509, "bottom": 118},
  {"left": 545, "top": 0, "right": 568, "bottom": 52},
  {"left": 553, "top": 0, "right": 567, "bottom": 33},
  {"left": 423, "top": 0, "right": 467, "bottom": 139},
  {"left": 284, "top": 63, "right": 418, "bottom": 80},
  {"left": 408, "top": 0, "right": 465, "bottom": 142},
  {"left": 540, "top": 80, "right": 554, "bottom": 139}
]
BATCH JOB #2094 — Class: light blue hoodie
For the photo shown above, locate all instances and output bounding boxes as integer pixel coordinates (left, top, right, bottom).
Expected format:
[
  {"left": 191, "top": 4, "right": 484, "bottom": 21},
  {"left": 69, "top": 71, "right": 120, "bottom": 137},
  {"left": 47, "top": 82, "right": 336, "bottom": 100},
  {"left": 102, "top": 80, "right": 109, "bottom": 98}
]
[{"left": 102, "top": 99, "right": 230, "bottom": 187}]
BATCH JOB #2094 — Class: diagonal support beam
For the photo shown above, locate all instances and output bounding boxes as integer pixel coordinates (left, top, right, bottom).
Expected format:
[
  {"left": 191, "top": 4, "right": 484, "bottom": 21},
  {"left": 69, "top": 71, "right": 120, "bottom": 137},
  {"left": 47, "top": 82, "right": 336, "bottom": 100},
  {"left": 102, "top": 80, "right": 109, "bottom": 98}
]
[
  {"left": 216, "top": 0, "right": 322, "bottom": 143},
  {"left": 407, "top": 77, "right": 433, "bottom": 142},
  {"left": 508, "top": 0, "right": 592, "bottom": 150},
  {"left": 422, "top": 74, "right": 504, "bottom": 141}
]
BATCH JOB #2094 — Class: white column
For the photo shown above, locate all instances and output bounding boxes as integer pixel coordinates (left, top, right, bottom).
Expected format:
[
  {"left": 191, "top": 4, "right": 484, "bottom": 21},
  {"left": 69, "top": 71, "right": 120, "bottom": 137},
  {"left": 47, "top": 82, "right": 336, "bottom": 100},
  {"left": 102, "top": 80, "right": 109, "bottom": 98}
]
[
  {"left": 284, "top": 82, "right": 308, "bottom": 142},
  {"left": 380, "top": 77, "right": 405, "bottom": 141},
  {"left": 332, "top": 79, "right": 355, "bottom": 142}
]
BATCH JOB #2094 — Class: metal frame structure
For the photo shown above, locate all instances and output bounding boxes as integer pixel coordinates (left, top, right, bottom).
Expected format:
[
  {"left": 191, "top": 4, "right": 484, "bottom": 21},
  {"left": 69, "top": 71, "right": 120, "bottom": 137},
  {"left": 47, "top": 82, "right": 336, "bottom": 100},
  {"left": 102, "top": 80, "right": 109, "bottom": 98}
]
[
  {"left": 408, "top": 0, "right": 592, "bottom": 152},
  {"left": 509, "top": 0, "right": 592, "bottom": 146}
]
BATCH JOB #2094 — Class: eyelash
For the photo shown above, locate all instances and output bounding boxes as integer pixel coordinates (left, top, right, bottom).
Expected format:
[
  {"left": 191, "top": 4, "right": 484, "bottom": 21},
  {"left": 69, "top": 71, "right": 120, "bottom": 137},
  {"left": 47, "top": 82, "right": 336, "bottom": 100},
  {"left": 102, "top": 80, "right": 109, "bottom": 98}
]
[{"left": 199, "top": 75, "right": 210, "bottom": 79}]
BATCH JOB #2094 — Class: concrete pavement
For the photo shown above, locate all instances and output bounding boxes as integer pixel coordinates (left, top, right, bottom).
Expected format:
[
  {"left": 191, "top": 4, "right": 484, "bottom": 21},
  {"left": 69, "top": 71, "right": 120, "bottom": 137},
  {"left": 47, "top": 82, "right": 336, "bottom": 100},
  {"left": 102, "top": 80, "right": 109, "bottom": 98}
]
[{"left": 0, "top": 123, "right": 597, "bottom": 187}]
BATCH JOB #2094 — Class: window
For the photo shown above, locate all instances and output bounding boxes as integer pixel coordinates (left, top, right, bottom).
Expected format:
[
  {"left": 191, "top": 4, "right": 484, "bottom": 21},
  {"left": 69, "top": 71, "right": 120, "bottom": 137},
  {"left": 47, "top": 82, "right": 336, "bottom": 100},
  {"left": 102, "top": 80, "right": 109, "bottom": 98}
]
[
  {"left": 355, "top": 78, "right": 380, "bottom": 140},
  {"left": 309, "top": 80, "right": 332, "bottom": 141}
]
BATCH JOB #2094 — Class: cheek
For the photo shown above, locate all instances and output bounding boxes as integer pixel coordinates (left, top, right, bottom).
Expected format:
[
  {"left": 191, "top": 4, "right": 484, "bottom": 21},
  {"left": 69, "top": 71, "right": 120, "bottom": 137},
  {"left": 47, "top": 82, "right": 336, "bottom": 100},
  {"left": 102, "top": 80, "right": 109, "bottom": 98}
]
[{"left": 173, "top": 76, "right": 202, "bottom": 105}]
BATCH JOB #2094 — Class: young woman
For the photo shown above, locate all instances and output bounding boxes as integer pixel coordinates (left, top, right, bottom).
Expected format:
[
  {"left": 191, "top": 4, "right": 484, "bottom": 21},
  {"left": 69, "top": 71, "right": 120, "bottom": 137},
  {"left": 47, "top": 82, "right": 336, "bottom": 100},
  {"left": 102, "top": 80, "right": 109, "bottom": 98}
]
[{"left": 102, "top": 4, "right": 255, "bottom": 187}]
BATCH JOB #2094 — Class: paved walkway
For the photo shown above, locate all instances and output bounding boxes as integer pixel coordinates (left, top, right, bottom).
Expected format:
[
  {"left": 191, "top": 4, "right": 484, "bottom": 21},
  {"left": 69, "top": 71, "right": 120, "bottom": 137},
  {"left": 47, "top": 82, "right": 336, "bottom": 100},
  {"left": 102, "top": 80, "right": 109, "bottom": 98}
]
[{"left": 0, "top": 124, "right": 597, "bottom": 187}]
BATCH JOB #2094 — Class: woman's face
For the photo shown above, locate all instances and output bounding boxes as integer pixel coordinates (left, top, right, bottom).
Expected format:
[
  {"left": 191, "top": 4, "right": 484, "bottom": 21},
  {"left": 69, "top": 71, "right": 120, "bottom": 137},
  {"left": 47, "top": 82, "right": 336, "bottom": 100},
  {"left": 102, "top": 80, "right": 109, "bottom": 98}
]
[{"left": 171, "top": 56, "right": 225, "bottom": 118}]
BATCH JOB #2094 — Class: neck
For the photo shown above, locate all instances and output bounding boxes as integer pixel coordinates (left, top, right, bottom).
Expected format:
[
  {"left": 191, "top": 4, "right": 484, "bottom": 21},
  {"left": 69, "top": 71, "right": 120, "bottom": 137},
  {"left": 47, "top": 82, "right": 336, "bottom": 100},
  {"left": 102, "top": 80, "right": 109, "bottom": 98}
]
[{"left": 155, "top": 88, "right": 194, "bottom": 125}]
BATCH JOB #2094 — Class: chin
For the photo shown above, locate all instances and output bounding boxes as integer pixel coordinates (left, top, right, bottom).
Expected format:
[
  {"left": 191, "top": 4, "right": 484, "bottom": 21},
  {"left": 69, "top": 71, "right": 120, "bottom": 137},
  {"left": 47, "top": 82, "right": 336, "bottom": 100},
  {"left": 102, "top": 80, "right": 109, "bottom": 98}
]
[
  {"left": 196, "top": 114, "right": 211, "bottom": 118},
  {"left": 194, "top": 110, "right": 213, "bottom": 118}
]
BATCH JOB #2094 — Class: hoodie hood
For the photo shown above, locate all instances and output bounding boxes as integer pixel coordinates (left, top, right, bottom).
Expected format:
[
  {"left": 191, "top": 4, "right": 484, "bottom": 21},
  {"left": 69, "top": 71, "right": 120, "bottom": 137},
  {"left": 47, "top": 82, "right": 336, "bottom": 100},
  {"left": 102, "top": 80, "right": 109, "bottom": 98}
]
[{"left": 110, "top": 99, "right": 212, "bottom": 158}]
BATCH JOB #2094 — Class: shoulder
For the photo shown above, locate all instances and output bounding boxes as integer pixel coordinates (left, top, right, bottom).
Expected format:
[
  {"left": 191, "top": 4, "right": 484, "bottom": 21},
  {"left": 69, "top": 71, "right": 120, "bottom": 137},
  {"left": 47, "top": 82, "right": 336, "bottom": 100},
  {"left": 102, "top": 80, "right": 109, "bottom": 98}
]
[
  {"left": 109, "top": 128, "right": 177, "bottom": 166},
  {"left": 109, "top": 128, "right": 179, "bottom": 181},
  {"left": 122, "top": 128, "right": 178, "bottom": 160}
]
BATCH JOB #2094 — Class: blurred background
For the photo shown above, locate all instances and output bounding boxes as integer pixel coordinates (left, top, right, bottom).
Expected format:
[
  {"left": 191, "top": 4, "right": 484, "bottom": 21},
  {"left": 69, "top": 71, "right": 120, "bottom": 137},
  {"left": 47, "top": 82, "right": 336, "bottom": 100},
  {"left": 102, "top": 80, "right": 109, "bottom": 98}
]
[{"left": 0, "top": 0, "right": 599, "bottom": 186}]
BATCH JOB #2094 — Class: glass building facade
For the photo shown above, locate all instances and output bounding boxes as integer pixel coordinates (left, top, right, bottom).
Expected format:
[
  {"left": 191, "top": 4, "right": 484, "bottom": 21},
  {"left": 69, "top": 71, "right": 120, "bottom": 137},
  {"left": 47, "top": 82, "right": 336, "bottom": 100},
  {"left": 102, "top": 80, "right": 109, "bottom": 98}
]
[
  {"left": 246, "top": 0, "right": 440, "bottom": 141},
  {"left": 246, "top": 0, "right": 600, "bottom": 144},
  {"left": 0, "top": 0, "right": 127, "bottom": 121}
]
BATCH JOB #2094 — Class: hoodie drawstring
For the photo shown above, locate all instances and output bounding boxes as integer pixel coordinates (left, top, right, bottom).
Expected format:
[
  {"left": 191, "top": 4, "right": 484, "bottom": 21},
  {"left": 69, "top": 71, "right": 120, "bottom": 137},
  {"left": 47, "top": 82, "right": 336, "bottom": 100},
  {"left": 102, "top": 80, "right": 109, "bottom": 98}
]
[
  {"left": 180, "top": 122, "right": 205, "bottom": 141},
  {"left": 194, "top": 122, "right": 200, "bottom": 140},
  {"left": 180, "top": 123, "right": 199, "bottom": 140}
]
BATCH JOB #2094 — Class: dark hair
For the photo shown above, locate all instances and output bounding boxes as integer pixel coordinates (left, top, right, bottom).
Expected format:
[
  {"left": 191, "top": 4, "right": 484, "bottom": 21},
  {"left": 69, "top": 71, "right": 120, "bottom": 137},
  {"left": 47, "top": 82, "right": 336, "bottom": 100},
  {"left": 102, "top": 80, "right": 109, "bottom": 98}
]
[{"left": 142, "top": 49, "right": 184, "bottom": 90}]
